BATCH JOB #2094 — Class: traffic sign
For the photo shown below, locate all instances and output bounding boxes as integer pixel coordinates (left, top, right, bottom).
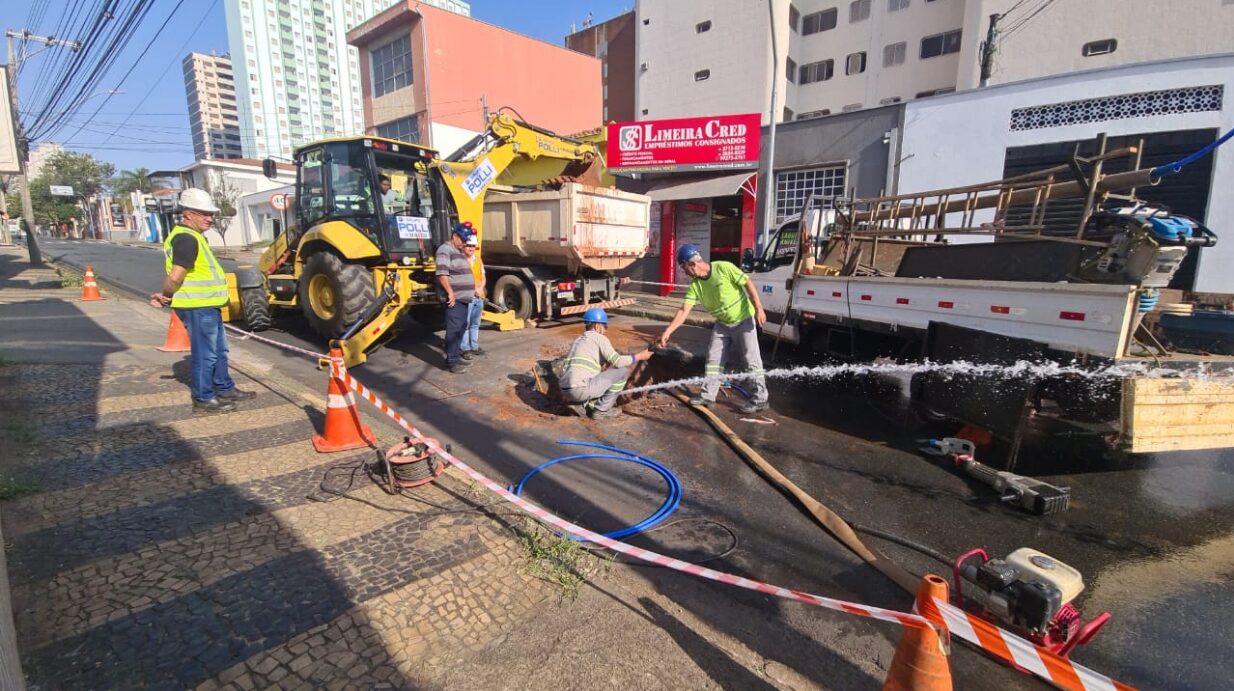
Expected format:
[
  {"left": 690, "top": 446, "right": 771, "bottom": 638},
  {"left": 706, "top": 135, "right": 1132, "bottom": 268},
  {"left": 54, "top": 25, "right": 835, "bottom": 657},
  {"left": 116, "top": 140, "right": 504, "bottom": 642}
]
[
  {"left": 49, "top": 185, "right": 75, "bottom": 196},
  {"left": 270, "top": 192, "right": 289, "bottom": 212}
]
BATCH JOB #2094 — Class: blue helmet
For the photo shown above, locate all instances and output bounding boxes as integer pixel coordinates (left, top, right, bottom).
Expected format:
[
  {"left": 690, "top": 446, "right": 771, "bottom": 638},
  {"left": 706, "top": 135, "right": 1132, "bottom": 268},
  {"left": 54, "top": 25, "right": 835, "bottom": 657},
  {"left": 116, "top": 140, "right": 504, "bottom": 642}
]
[
  {"left": 582, "top": 307, "right": 609, "bottom": 325},
  {"left": 676, "top": 243, "right": 702, "bottom": 266}
]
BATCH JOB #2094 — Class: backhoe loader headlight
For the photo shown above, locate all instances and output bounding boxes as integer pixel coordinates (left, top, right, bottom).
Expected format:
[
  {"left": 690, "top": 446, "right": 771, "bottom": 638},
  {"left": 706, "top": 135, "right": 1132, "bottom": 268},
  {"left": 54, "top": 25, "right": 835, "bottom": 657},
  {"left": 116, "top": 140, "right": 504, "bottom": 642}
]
[{"left": 402, "top": 256, "right": 412, "bottom": 266}]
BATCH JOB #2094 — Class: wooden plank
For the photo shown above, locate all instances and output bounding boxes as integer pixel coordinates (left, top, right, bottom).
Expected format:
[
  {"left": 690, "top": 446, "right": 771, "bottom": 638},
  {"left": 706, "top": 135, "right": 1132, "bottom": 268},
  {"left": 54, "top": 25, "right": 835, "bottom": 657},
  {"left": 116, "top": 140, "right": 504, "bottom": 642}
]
[{"left": 1122, "top": 377, "right": 1234, "bottom": 453}]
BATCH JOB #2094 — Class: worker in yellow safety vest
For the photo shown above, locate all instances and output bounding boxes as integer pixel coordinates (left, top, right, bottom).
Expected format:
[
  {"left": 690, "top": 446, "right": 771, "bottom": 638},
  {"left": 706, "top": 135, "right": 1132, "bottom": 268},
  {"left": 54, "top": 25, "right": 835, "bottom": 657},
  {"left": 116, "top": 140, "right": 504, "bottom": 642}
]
[{"left": 150, "top": 187, "right": 256, "bottom": 415}]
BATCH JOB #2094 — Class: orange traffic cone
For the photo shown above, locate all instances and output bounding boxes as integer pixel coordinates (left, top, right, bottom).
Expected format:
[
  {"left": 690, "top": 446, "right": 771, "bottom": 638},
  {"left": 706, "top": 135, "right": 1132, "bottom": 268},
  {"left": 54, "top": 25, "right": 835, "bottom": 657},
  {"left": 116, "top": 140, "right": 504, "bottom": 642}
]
[
  {"left": 313, "top": 362, "right": 376, "bottom": 453},
  {"left": 157, "top": 311, "right": 192, "bottom": 352},
  {"left": 883, "top": 575, "right": 953, "bottom": 691},
  {"left": 80, "top": 265, "right": 103, "bottom": 301}
]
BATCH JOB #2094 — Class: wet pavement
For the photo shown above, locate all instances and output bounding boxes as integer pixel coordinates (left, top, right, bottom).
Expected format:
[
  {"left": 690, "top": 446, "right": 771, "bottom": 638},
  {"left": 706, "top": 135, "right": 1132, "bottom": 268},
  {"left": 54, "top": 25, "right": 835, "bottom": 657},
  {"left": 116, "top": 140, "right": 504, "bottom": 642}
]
[{"left": 38, "top": 238, "right": 1234, "bottom": 689}]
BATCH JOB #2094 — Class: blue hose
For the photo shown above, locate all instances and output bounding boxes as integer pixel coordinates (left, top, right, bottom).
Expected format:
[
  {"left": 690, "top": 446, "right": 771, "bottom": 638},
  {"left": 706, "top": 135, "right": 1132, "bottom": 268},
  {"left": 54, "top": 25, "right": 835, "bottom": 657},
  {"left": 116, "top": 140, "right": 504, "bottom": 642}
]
[
  {"left": 1151, "top": 127, "right": 1234, "bottom": 178},
  {"left": 510, "top": 441, "right": 681, "bottom": 541}
]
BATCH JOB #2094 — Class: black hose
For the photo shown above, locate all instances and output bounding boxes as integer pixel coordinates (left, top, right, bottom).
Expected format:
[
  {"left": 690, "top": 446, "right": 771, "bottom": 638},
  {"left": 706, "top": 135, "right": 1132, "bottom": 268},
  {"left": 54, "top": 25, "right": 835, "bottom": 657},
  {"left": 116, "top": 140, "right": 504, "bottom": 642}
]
[{"left": 850, "top": 523, "right": 952, "bottom": 566}]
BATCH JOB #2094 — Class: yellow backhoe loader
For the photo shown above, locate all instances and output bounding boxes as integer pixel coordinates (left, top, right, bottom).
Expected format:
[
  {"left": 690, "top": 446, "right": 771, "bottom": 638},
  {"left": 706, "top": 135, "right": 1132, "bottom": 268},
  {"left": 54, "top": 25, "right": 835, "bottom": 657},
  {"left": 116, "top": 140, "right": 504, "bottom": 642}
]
[{"left": 228, "top": 113, "right": 647, "bottom": 367}]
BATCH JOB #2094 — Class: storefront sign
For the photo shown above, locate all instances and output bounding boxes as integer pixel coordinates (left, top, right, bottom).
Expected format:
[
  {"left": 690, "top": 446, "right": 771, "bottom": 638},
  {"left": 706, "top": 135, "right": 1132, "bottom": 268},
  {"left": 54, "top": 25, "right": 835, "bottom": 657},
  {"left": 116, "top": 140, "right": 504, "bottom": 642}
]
[{"left": 608, "top": 113, "right": 761, "bottom": 173}]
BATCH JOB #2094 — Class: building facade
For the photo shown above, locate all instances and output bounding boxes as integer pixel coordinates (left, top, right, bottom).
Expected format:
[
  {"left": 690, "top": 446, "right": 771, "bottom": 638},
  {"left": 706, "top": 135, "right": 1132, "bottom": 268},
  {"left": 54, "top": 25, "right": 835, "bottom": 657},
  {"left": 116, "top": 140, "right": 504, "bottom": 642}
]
[
  {"left": 347, "top": 2, "right": 601, "bottom": 156},
  {"left": 897, "top": 54, "right": 1234, "bottom": 292},
  {"left": 633, "top": 0, "right": 1233, "bottom": 125},
  {"left": 26, "top": 142, "right": 63, "bottom": 179},
  {"left": 222, "top": 0, "right": 470, "bottom": 161},
  {"left": 182, "top": 52, "right": 243, "bottom": 160},
  {"left": 565, "top": 12, "right": 637, "bottom": 124}
]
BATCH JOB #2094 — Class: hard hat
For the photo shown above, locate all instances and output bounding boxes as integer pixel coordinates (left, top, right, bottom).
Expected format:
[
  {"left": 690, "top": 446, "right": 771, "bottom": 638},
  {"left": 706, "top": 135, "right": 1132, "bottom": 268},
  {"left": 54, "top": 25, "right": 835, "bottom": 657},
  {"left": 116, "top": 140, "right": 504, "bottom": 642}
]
[
  {"left": 676, "top": 243, "right": 702, "bottom": 266},
  {"left": 582, "top": 307, "right": 608, "bottom": 325},
  {"left": 464, "top": 233, "right": 479, "bottom": 247},
  {"left": 179, "top": 188, "right": 219, "bottom": 214},
  {"left": 452, "top": 222, "right": 472, "bottom": 238}
]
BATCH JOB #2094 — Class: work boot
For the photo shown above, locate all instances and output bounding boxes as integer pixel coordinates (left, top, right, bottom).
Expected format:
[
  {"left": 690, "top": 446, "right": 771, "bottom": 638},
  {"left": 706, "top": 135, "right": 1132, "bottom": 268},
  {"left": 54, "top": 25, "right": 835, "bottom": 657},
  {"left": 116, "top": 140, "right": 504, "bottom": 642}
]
[
  {"left": 217, "top": 388, "right": 257, "bottom": 401},
  {"left": 590, "top": 406, "right": 622, "bottom": 420},
  {"left": 193, "top": 398, "right": 237, "bottom": 415},
  {"left": 471, "top": 347, "right": 487, "bottom": 356},
  {"left": 449, "top": 362, "right": 470, "bottom": 374},
  {"left": 461, "top": 351, "right": 475, "bottom": 361},
  {"left": 687, "top": 395, "right": 714, "bottom": 407},
  {"left": 738, "top": 400, "right": 770, "bottom": 415},
  {"left": 565, "top": 403, "right": 589, "bottom": 418}
]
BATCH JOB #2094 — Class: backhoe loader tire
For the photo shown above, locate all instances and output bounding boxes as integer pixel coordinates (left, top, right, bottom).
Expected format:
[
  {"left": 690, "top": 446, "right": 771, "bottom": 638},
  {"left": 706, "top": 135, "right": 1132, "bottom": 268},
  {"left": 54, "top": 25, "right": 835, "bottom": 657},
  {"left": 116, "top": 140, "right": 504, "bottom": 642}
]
[
  {"left": 240, "top": 286, "right": 272, "bottom": 331},
  {"left": 492, "top": 274, "right": 533, "bottom": 321},
  {"left": 299, "top": 251, "right": 375, "bottom": 338}
]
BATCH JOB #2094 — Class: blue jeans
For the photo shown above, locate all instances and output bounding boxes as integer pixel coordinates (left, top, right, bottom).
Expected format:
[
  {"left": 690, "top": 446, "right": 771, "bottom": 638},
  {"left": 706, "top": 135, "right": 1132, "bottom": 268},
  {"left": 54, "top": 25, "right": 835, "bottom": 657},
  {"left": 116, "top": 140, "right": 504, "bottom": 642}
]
[
  {"left": 461, "top": 298, "right": 483, "bottom": 351},
  {"left": 175, "top": 307, "right": 236, "bottom": 402},
  {"left": 443, "top": 300, "right": 471, "bottom": 366}
]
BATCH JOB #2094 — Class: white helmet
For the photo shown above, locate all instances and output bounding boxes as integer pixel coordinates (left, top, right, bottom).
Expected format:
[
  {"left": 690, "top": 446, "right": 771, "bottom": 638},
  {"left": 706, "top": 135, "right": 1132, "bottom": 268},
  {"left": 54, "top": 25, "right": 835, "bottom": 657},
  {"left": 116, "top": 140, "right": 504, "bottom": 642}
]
[{"left": 179, "top": 187, "right": 219, "bottom": 214}]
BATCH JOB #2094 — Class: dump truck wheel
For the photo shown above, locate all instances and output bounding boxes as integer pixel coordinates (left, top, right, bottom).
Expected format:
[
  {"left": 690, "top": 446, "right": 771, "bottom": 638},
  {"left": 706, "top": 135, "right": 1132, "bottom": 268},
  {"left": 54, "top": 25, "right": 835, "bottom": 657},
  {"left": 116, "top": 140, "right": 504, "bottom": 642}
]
[
  {"left": 299, "top": 251, "right": 375, "bottom": 338},
  {"left": 240, "top": 286, "right": 272, "bottom": 331},
  {"left": 493, "top": 275, "right": 532, "bottom": 320}
]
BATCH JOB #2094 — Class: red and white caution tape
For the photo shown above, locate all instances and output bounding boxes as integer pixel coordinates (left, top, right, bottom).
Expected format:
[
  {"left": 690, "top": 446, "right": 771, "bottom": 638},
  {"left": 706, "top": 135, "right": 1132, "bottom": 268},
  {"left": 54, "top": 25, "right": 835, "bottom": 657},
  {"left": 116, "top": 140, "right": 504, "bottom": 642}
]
[
  {"left": 331, "top": 362, "right": 932, "bottom": 632},
  {"left": 932, "top": 598, "right": 1133, "bottom": 691},
  {"left": 223, "top": 324, "right": 330, "bottom": 361}
]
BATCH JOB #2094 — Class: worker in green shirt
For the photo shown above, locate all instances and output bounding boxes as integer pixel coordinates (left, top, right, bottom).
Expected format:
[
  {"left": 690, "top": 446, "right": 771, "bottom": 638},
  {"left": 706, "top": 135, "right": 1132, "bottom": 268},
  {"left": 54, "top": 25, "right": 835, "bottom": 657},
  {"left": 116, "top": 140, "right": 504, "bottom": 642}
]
[{"left": 657, "top": 244, "right": 769, "bottom": 413}]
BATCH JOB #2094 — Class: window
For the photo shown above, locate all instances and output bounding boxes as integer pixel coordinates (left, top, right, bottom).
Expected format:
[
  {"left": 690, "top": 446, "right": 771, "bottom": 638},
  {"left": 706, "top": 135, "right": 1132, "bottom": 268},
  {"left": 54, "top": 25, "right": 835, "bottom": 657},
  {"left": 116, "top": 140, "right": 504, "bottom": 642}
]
[
  {"left": 849, "top": 0, "right": 871, "bottom": 22},
  {"left": 789, "top": 4, "right": 800, "bottom": 32},
  {"left": 799, "top": 59, "right": 834, "bottom": 84},
  {"left": 802, "top": 8, "right": 838, "bottom": 35},
  {"left": 298, "top": 148, "right": 327, "bottom": 227},
  {"left": 883, "top": 41, "right": 906, "bottom": 66},
  {"left": 696, "top": 20, "right": 712, "bottom": 33},
  {"left": 775, "top": 166, "right": 846, "bottom": 222},
  {"left": 371, "top": 35, "right": 412, "bottom": 97},
  {"left": 920, "top": 29, "right": 962, "bottom": 59},
  {"left": 1082, "top": 39, "right": 1117, "bottom": 57},
  {"left": 786, "top": 57, "right": 797, "bottom": 83},
  {"left": 888, "top": 0, "right": 910, "bottom": 9},
  {"left": 845, "top": 51, "right": 867, "bottom": 75},
  {"left": 762, "top": 221, "right": 800, "bottom": 268},
  {"left": 797, "top": 109, "right": 830, "bottom": 120},
  {"left": 375, "top": 115, "right": 419, "bottom": 143},
  {"left": 783, "top": 107, "right": 794, "bottom": 121},
  {"left": 694, "top": 69, "right": 711, "bottom": 81}
]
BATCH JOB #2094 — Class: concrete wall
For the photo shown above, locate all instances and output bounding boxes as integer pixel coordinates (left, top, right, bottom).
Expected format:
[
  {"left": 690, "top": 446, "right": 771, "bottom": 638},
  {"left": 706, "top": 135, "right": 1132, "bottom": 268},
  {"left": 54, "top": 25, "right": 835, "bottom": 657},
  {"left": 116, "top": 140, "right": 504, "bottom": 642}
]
[
  {"left": 753, "top": 103, "right": 904, "bottom": 242},
  {"left": 350, "top": 5, "right": 430, "bottom": 142},
  {"left": 635, "top": 0, "right": 791, "bottom": 125},
  {"left": 959, "top": 0, "right": 1234, "bottom": 89},
  {"left": 899, "top": 54, "right": 1234, "bottom": 292},
  {"left": 566, "top": 12, "right": 638, "bottom": 123}
]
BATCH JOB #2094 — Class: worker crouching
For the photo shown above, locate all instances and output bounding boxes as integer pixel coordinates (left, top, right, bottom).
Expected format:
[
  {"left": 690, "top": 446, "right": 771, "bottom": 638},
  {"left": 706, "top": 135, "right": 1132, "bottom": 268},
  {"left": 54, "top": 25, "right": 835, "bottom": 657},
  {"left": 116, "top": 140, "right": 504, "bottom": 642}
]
[{"left": 560, "top": 307, "right": 652, "bottom": 420}]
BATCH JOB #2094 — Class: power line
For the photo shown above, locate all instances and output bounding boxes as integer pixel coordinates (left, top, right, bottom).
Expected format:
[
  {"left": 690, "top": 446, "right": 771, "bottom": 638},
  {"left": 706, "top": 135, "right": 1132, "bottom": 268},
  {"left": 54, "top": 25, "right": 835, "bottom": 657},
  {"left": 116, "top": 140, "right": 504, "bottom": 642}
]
[{"left": 1002, "top": 0, "right": 1058, "bottom": 40}]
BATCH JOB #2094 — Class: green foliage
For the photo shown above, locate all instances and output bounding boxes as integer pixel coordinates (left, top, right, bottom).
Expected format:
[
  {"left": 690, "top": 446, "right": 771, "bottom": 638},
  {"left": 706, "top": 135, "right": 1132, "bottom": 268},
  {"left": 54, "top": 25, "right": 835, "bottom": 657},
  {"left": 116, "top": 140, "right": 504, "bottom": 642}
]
[
  {"left": 108, "top": 167, "right": 154, "bottom": 197},
  {"left": 0, "top": 476, "right": 41, "bottom": 501},
  {"left": 205, "top": 174, "right": 241, "bottom": 240},
  {"left": 519, "top": 520, "right": 606, "bottom": 598},
  {"left": 27, "top": 151, "right": 117, "bottom": 227}
]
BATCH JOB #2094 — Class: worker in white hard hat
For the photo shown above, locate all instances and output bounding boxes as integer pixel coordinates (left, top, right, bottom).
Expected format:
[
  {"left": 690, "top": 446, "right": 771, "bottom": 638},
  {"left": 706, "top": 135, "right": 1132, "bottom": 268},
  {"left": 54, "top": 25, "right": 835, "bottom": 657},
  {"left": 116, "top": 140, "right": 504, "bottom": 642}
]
[{"left": 149, "top": 187, "right": 256, "bottom": 415}]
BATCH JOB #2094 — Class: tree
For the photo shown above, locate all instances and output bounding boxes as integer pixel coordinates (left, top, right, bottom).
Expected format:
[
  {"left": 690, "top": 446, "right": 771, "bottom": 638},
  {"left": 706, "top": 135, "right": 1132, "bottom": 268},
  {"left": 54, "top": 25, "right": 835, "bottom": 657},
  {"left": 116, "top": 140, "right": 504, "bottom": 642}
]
[
  {"left": 27, "top": 151, "right": 116, "bottom": 229},
  {"left": 108, "top": 168, "right": 155, "bottom": 215},
  {"left": 205, "top": 173, "right": 241, "bottom": 244}
]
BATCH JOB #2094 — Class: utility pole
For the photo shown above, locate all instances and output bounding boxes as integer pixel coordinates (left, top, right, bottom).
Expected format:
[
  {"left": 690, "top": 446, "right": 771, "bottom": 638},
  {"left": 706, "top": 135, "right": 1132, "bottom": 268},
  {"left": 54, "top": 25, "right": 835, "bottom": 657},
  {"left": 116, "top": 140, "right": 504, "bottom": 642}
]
[
  {"left": 760, "top": 0, "right": 780, "bottom": 254},
  {"left": 6, "top": 30, "right": 82, "bottom": 265},
  {"left": 481, "top": 94, "right": 488, "bottom": 127},
  {"left": 979, "top": 13, "right": 1000, "bottom": 87}
]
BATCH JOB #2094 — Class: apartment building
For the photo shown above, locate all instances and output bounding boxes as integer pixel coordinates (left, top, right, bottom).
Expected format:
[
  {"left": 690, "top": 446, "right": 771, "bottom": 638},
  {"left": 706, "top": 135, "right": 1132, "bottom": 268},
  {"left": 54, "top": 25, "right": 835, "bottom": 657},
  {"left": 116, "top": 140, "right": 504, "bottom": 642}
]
[
  {"left": 222, "top": 0, "right": 470, "bottom": 161},
  {"left": 347, "top": 2, "right": 601, "bottom": 156},
  {"left": 565, "top": 12, "right": 638, "bottom": 123},
  {"left": 182, "top": 52, "right": 243, "bottom": 160},
  {"left": 635, "top": 0, "right": 1233, "bottom": 124}
]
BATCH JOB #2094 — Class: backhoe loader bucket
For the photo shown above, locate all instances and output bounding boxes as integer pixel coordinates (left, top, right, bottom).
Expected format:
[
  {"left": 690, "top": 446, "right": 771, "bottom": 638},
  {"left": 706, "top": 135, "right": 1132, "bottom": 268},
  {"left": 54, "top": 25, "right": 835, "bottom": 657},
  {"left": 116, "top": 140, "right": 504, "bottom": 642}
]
[{"left": 545, "top": 152, "right": 605, "bottom": 188}]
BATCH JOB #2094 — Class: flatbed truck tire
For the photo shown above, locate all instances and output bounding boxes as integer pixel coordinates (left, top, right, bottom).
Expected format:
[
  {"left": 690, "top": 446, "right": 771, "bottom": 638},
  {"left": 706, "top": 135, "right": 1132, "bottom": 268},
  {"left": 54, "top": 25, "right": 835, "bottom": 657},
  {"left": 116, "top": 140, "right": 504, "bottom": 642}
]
[
  {"left": 299, "top": 251, "right": 375, "bottom": 338},
  {"left": 240, "top": 286, "right": 272, "bottom": 331},
  {"left": 492, "top": 274, "right": 533, "bottom": 321}
]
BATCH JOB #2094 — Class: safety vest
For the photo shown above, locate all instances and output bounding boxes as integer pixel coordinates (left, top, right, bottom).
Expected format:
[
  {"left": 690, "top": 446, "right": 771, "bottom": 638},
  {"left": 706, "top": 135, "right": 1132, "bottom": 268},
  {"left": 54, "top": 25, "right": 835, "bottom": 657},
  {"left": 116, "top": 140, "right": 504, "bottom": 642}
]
[{"left": 163, "top": 225, "right": 229, "bottom": 308}]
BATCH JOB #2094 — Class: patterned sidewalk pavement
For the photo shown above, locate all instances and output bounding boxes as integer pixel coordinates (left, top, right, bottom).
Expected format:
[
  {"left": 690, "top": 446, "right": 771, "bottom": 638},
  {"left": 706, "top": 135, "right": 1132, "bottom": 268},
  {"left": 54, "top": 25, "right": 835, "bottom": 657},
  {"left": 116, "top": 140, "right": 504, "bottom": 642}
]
[{"left": 0, "top": 250, "right": 557, "bottom": 690}]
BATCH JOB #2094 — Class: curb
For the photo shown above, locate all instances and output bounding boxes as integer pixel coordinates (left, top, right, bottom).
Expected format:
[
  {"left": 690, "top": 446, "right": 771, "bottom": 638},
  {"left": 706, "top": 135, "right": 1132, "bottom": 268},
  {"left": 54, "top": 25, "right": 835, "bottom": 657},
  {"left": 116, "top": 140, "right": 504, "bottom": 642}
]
[{"left": 611, "top": 304, "right": 714, "bottom": 327}]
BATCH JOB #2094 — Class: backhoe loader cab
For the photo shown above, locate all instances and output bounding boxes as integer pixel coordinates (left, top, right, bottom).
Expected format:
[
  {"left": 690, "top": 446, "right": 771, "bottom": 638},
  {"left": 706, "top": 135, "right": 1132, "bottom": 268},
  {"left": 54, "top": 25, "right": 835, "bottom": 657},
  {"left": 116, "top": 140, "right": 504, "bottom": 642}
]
[{"left": 235, "top": 136, "right": 456, "bottom": 363}]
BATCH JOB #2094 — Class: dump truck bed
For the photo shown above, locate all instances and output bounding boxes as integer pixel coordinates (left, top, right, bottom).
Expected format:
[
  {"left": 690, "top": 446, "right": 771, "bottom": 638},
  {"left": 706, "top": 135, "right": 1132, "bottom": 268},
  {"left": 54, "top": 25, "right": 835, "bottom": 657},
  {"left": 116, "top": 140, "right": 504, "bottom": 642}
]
[{"left": 481, "top": 183, "right": 651, "bottom": 274}]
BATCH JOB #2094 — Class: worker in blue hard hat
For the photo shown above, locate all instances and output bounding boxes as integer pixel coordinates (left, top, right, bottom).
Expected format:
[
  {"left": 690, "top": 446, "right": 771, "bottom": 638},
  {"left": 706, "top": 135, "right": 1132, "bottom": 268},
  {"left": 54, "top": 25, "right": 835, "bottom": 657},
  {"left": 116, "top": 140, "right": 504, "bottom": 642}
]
[
  {"left": 559, "top": 307, "right": 653, "bottom": 420},
  {"left": 657, "top": 243, "right": 770, "bottom": 414}
]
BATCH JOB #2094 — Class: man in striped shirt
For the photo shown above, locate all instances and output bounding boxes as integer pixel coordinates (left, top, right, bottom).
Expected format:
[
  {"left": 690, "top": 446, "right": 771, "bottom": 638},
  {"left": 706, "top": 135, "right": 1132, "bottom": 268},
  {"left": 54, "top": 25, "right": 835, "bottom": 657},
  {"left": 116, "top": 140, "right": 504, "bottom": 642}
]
[{"left": 559, "top": 307, "right": 652, "bottom": 420}]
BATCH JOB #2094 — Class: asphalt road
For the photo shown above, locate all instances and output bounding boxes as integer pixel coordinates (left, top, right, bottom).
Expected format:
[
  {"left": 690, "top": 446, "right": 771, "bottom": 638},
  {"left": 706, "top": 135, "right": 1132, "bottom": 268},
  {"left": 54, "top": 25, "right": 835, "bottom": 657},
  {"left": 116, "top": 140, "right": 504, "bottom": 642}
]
[{"left": 42, "top": 238, "right": 1234, "bottom": 690}]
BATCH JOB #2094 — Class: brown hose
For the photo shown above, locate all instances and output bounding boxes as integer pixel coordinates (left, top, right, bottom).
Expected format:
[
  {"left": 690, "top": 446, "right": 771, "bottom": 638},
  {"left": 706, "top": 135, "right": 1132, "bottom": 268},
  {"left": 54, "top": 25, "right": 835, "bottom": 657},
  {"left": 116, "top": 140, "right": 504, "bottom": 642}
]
[{"left": 671, "top": 391, "right": 919, "bottom": 594}]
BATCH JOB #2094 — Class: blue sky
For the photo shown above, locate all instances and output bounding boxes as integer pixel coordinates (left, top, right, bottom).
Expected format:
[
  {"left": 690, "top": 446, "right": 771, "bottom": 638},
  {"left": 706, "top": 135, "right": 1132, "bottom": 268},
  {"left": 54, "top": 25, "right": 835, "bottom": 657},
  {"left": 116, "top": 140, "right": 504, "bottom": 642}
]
[{"left": 1, "top": 0, "right": 631, "bottom": 173}]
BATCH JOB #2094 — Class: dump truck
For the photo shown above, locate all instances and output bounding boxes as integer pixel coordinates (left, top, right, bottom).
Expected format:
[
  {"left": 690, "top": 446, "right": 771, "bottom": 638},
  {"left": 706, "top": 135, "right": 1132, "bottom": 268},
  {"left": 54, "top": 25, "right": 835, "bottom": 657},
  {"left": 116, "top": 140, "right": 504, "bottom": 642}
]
[
  {"left": 747, "top": 136, "right": 1234, "bottom": 466},
  {"left": 230, "top": 113, "right": 650, "bottom": 366}
]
